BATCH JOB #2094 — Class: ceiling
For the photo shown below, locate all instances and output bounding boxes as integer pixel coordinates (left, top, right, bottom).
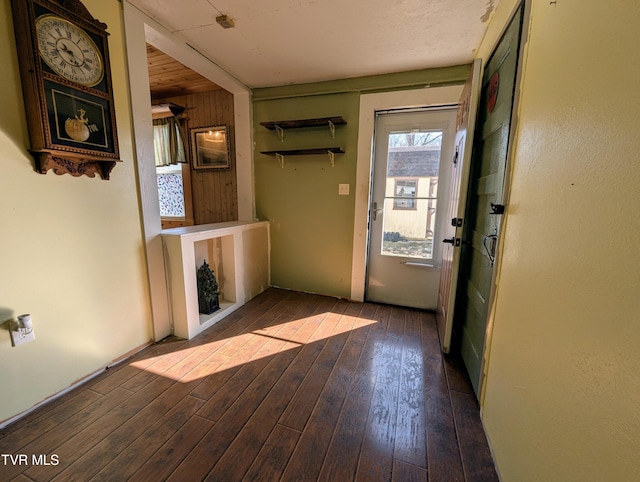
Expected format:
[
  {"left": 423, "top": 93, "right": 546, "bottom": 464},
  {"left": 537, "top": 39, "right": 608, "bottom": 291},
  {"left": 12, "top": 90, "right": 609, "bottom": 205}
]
[
  {"left": 135, "top": 0, "right": 498, "bottom": 90},
  {"left": 147, "top": 44, "right": 221, "bottom": 99}
]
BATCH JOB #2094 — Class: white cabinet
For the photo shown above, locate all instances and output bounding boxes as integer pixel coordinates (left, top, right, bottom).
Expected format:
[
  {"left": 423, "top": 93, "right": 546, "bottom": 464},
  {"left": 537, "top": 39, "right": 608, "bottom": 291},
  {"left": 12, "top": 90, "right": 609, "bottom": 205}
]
[{"left": 162, "top": 221, "right": 270, "bottom": 339}]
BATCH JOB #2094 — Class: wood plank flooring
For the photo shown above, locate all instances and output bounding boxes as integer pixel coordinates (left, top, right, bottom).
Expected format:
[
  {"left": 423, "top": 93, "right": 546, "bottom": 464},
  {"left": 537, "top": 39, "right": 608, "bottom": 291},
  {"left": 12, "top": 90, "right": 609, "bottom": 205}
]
[{"left": 0, "top": 288, "right": 498, "bottom": 481}]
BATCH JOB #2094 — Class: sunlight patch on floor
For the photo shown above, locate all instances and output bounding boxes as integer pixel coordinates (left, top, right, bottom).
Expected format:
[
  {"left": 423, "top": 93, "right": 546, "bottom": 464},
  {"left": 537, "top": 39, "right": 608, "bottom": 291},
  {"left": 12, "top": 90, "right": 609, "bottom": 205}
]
[{"left": 129, "top": 311, "right": 378, "bottom": 382}]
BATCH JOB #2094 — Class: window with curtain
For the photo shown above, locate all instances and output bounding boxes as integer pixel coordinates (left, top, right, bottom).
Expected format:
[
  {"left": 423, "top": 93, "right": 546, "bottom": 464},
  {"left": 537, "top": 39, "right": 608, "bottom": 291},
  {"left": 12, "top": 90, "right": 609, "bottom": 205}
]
[
  {"left": 153, "top": 114, "right": 189, "bottom": 219},
  {"left": 153, "top": 116, "right": 186, "bottom": 166}
]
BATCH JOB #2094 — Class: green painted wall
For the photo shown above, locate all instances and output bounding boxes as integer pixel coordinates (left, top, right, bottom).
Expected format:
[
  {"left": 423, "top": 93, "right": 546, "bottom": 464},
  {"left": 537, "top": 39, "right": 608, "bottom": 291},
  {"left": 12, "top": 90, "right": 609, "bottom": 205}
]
[
  {"left": 254, "top": 93, "right": 360, "bottom": 298},
  {"left": 253, "top": 66, "right": 469, "bottom": 299}
]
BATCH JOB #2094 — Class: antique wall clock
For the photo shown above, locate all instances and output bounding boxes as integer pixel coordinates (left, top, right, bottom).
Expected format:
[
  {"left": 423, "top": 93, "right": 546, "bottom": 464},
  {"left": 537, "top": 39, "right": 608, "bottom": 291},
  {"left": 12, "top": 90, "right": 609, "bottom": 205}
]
[{"left": 11, "top": 0, "right": 120, "bottom": 179}]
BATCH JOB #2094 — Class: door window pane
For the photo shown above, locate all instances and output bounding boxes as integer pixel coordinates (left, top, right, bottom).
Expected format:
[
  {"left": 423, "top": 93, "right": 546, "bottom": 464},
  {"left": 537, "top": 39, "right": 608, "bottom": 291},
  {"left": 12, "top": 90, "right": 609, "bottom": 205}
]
[{"left": 382, "top": 130, "right": 443, "bottom": 260}]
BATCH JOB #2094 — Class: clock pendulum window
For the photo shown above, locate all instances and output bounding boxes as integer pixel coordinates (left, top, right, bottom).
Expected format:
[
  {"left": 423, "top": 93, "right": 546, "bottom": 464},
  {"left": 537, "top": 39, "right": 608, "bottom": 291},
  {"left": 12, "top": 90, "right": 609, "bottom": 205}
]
[{"left": 11, "top": 0, "right": 121, "bottom": 179}]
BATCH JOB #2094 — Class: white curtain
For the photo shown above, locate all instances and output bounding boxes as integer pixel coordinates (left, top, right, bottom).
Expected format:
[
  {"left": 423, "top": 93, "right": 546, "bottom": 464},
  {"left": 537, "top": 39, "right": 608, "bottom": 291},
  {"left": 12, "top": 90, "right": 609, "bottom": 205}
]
[{"left": 153, "top": 116, "right": 186, "bottom": 166}]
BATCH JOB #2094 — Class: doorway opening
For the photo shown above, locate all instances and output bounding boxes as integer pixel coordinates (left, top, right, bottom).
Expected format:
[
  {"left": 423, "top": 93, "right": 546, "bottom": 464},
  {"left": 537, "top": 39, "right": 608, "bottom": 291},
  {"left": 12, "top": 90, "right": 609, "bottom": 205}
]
[
  {"left": 365, "top": 108, "right": 457, "bottom": 309},
  {"left": 145, "top": 44, "right": 237, "bottom": 228},
  {"left": 123, "top": 5, "right": 254, "bottom": 340}
]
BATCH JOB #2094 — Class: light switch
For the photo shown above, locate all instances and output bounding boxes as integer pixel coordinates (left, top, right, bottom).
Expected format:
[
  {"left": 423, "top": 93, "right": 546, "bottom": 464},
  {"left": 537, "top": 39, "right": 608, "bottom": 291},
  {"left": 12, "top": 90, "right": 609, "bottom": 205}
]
[{"left": 339, "top": 183, "right": 350, "bottom": 195}]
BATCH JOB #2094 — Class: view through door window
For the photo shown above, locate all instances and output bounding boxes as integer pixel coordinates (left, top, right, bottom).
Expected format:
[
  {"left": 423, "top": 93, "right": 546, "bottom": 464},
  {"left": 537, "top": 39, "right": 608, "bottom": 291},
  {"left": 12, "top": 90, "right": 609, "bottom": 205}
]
[{"left": 382, "top": 130, "right": 442, "bottom": 259}]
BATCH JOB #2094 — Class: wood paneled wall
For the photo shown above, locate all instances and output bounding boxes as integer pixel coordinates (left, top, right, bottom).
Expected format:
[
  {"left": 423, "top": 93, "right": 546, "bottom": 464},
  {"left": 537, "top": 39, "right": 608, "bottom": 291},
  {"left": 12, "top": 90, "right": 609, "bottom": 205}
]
[{"left": 156, "top": 89, "right": 238, "bottom": 224}]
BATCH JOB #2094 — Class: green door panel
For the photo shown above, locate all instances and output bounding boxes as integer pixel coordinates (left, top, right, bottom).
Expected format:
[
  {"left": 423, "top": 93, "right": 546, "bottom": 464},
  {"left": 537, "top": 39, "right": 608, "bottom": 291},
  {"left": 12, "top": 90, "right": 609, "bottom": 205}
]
[{"left": 456, "top": 4, "right": 524, "bottom": 397}]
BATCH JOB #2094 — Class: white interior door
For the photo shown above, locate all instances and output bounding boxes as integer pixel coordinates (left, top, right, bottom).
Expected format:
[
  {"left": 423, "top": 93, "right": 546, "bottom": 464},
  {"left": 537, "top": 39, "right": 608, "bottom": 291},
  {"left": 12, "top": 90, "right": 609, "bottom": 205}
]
[
  {"left": 366, "top": 109, "right": 457, "bottom": 309},
  {"left": 436, "top": 59, "right": 482, "bottom": 353}
]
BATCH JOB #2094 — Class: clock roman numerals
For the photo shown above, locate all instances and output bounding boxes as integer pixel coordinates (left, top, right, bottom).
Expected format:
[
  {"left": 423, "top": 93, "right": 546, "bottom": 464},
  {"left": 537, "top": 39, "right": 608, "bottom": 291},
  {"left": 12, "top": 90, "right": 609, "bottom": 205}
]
[{"left": 35, "top": 14, "right": 103, "bottom": 87}]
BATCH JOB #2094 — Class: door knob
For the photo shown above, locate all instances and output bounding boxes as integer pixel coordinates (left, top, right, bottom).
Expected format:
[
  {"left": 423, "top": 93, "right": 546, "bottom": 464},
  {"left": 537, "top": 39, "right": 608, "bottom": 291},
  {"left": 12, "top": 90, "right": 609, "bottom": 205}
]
[{"left": 442, "top": 237, "right": 455, "bottom": 244}]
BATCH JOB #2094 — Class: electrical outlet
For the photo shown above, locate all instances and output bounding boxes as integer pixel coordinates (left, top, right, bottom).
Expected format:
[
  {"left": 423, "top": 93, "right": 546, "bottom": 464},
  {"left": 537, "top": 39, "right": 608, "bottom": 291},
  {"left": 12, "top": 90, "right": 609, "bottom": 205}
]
[
  {"left": 339, "top": 183, "right": 350, "bottom": 195},
  {"left": 10, "top": 325, "right": 35, "bottom": 347}
]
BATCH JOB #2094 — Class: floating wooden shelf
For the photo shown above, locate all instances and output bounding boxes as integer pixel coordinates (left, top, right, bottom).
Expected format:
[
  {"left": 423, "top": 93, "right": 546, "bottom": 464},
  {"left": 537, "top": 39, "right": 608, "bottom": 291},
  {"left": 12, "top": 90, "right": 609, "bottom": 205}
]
[
  {"left": 260, "top": 147, "right": 345, "bottom": 168},
  {"left": 259, "top": 116, "right": 347, "bottom": 166},
  {"left": 261, "top": 116, "right": 347, "bottom": 141},
  {"left": 261, "top": 147, "right": 345, "bottom": 156},
  {"left": 260, "top": 116, "right": 347, "bottom": 131}
]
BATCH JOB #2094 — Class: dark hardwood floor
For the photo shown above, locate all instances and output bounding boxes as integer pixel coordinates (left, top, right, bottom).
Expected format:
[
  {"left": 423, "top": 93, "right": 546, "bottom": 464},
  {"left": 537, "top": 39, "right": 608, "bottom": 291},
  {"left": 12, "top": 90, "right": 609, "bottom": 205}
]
[{"left": 0, "top": 288, "right": 498, "bottom": 481}]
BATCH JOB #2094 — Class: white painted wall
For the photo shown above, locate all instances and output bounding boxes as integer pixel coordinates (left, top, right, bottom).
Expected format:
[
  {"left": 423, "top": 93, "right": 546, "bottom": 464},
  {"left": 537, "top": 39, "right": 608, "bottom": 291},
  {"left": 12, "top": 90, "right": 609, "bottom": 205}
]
[{"left": 478, "top": 1, "right": 640, "bottom": 480}]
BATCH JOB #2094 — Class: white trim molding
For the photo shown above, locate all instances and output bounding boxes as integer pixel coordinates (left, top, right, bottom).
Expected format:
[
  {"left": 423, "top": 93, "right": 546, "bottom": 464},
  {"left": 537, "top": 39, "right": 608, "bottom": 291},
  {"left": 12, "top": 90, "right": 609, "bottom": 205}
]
[{"left": 350, "top": 86, "right": 463, "bottom": 301}]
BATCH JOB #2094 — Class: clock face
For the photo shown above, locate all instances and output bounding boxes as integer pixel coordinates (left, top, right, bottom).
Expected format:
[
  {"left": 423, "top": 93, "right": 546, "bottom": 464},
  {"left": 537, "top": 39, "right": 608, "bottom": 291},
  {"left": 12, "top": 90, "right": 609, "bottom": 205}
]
[{"left": 35, "top": 15, "right": 104, "bottom": 87}]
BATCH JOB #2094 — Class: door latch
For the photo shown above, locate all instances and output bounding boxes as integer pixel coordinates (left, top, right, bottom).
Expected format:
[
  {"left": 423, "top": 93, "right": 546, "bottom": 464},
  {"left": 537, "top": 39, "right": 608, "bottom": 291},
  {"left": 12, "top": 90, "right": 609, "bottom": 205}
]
[
  {"left": 490, "top": 203, "right": 505, "bottom": 215},
  {"left": 372, "top": 202, "right": 384, "bottom": 221},
  {"left": 443, "top": 237, "right": 461, "bottom": 246},
  {"left": 451, "top": 217, "right": 463, "bottom": 227}
]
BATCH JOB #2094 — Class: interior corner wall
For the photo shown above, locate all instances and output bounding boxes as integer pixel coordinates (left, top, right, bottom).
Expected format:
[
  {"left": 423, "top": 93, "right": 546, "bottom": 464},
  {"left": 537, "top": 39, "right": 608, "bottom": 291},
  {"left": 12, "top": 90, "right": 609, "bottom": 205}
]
[
  {"left": 477, "top": 1, "right": 640, "bottom": 480},
  {"left": 0, "top": 0, "right": 153, "bottom": 424},
  {"left": 253, "top": 93, "right": 360, "bottom": 298}
]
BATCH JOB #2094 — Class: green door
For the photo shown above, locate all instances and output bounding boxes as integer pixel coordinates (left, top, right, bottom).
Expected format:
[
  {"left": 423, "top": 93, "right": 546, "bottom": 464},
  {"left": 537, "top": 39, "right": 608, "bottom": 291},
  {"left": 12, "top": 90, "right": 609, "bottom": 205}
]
[{"left": 457, "top": 5, "right": 524, "bottom": 397}]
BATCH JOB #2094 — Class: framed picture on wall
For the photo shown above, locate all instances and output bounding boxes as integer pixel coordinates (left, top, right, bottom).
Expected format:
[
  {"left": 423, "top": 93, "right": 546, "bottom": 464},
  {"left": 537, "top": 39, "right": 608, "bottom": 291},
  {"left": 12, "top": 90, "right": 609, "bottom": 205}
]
[{"left": 190, "top": 125, "right": 230, "bottom": 170}]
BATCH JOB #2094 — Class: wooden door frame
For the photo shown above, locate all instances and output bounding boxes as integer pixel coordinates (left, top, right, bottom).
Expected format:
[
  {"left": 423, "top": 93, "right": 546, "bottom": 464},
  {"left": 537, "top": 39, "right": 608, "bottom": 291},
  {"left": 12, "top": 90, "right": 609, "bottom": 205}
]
[
  {"left": 476, "top": 0, "right": 530, "bottom": 404},
  {"left": 350, "top": 86, "right": 463, "bottom": 302}
]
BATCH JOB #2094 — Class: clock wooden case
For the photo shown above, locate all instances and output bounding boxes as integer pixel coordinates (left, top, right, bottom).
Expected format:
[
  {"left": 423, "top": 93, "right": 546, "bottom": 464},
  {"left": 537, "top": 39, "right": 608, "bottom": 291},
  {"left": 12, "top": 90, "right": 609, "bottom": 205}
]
[{"left": 11, "top": 0, "right": 120, "bottom": 179}]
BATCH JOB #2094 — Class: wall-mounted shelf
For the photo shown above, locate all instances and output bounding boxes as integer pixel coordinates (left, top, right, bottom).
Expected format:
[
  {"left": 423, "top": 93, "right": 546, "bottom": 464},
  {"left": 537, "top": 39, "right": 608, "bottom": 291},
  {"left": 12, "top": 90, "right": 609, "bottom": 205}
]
[
  {"left": 260, "top": 116, "right": 347, "bottom": 141},
  {"left": 261, "top": 147, "right": 345, "bottom": 168}
]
